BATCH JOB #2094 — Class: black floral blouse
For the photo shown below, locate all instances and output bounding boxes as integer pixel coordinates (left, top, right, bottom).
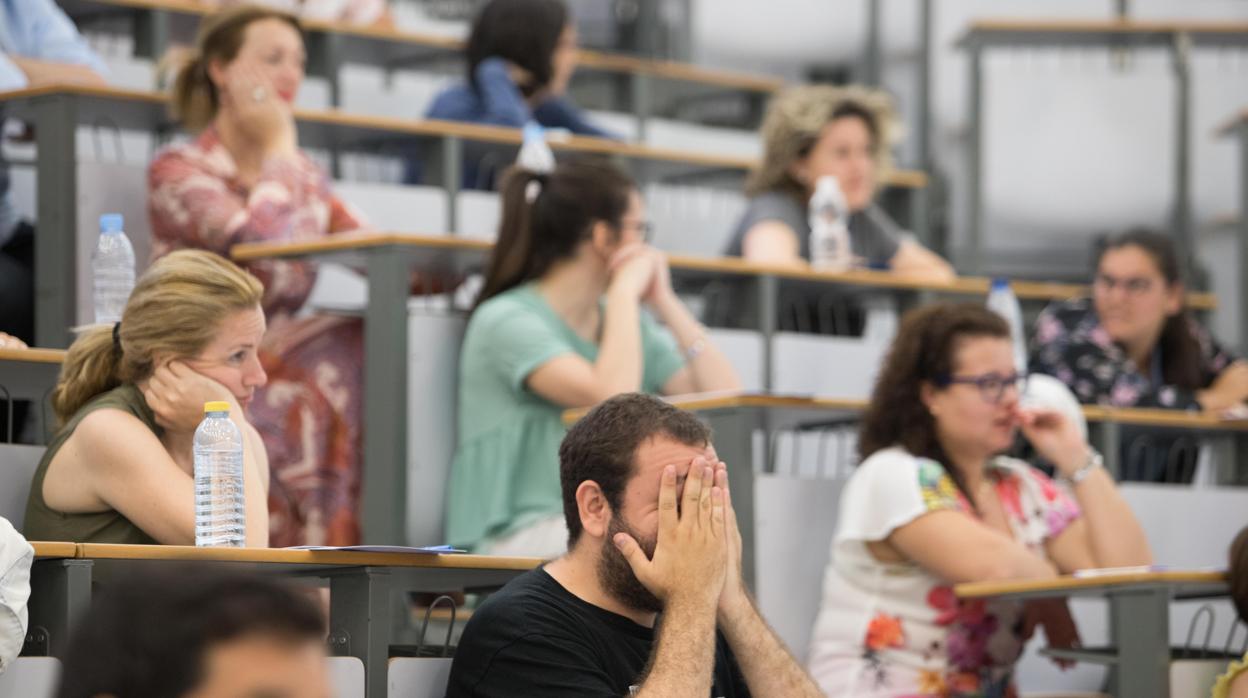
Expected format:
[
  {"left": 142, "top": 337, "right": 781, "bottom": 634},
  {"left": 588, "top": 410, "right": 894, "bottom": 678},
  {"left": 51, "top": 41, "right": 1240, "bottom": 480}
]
[{"left": 1029, "top": 298, "right": 1236, "bottom": 410}]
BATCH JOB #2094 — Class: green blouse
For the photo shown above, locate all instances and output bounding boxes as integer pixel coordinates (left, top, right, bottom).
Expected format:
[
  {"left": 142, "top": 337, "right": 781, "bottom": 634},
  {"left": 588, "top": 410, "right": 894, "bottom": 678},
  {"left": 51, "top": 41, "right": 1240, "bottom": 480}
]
[
  {"left": 24, "top": 384, "right": 160, "bottom": 545},
  {"left": 445, "top": 284, "right": 685, "bottom": 550}
]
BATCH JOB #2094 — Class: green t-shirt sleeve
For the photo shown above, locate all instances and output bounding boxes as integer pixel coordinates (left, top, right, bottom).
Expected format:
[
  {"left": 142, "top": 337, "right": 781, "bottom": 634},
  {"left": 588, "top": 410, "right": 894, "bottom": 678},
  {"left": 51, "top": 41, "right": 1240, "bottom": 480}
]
[
  {"left": 641, "top": 311, "right": 686, "bottom": 394},
  {"left": 481, "top": 305, "right": 578, "bottom": 393}
]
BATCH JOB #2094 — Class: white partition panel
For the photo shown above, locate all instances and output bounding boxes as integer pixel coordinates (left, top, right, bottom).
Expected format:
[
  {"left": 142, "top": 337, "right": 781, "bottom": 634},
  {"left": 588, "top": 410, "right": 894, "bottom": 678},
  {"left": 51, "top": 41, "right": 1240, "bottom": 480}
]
[
  {"left": 0, "top": 657, "right": 60, "bottom": 698},
  {"left": 754, "top": 475, "right": 844, "bottom": 663},
  {"left": 706, "top": 328, "right": 763, "bottom": 392},
  {"left": 389, "top": 656, "right": 454, "bottom": 698},
  {"left": 326, "top": 656, "right": 365, "bottom": 698},
  {"left": 405, "top": 311, "right": 468, "bottom": 545},
  {"left": 332, "top": 182, "right": 446, "bottom": 233},
  {"left": 0, "top": 445, "right": 44, "bottom": 529},
  {"left": 455, "top": 191, "right": 501, "bottom": 240}
]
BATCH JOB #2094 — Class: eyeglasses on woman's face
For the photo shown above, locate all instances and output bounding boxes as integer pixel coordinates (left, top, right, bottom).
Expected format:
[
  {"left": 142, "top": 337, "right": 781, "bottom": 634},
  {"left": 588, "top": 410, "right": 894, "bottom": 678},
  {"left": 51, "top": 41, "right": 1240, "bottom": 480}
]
[{"left": 934, "top": 371, "right": 1028, "bottom": 404}]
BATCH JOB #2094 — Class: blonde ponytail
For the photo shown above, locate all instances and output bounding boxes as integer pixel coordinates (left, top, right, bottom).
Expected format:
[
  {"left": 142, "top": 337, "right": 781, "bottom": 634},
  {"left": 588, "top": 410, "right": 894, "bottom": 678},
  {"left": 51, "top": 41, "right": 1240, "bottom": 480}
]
[{"left": 51, "top": 325, "right": 124, "bottom": 425}]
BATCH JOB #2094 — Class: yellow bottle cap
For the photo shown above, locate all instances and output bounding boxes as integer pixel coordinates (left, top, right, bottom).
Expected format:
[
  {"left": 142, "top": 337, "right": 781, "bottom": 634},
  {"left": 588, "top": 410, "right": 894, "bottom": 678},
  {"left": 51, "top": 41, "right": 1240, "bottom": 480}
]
[{"left": 203, "top": 401, "right": 231, "bottom": 413}]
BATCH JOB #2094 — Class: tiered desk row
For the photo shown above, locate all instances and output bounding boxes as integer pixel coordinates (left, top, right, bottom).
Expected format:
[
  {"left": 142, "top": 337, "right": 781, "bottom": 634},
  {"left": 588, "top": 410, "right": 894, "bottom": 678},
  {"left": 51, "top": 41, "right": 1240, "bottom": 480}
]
[
  {"left": 24, "top": 541, "right": 538, "bottom": 698},
  {"left": 0, "top": 82, "right": 929, "bottom": 352}
]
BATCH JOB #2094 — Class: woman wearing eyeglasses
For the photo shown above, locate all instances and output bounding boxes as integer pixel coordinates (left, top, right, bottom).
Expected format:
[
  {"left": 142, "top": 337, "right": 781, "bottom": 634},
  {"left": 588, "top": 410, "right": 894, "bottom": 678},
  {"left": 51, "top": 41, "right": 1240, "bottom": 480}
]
[
  {"left": 807, "top": 302, "right": 1150, "bottom": 697},
  {"left": 445, "top": 158, "right": 741, "bottom": 558},
  {"left": 1031, "top": 228, "right": 1248, "bottom": 413}
]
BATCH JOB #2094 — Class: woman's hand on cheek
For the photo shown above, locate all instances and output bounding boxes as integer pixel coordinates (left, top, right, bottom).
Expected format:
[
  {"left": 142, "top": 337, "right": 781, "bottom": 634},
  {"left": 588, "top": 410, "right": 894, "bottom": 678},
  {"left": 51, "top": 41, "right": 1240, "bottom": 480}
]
[{"left": 143, "top": 361, "right": 234, "bottom": 433}]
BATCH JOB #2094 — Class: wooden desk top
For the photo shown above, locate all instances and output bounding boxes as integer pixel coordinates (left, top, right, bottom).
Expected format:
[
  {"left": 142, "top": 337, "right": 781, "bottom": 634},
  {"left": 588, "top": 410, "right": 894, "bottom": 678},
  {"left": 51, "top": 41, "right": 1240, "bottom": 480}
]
[
  {"left": 962, "top": 18, "right": 1248, "bottom": 45},
  {"left": 1081, "top": 405, "right": 1248, "bottom": 431},
  {"left": 956, "top": 569, "right": 1227, "bottom": 600},
  {"left": 60, "top": 0, "right": 782, "bottom": 94},
  {"left": 0, "top": 347, "right": 67, "bottom": 364},
  {"left": 73, "top": 543, "right": 541, "bottom": 570},
  {"left": 562, "top": 392, "right": 868, "bottom": 424},
  {"left": 31, "top": 542, "right": 78, "bottom": 558},
  {"left": 563, "top": 392, "right": 1248, "bottom": 435}
]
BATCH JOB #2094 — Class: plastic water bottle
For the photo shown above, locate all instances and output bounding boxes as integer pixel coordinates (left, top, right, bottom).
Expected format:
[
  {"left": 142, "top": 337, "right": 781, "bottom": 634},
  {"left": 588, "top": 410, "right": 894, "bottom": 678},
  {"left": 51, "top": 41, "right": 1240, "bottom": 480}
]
[
  {"left": 986, "top": 278, "right": 1028, "bottom": 374},
  {"left": 92, "top": 213, "right": 135, "bottom": 325},
  {"left": 808, "top": 175, "right": 852, "bottom": 271},
  {"left": 193, "top": 402, "right": 246, "bottom": 547},
  {"left": 517, "top": 121, "right": 555, "bottom": 173}
]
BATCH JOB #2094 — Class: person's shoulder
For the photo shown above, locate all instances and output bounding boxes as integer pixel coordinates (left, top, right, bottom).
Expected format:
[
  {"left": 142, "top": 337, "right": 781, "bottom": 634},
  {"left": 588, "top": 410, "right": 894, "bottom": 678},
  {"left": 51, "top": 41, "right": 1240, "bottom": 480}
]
[
  {"left": 854, "top": 446, "right": 923, "bottom": 478},
  {"left": 426, "top": 81, "right": 477, "bottom": 120},
  {"left": 461, "top": 569, "right": 570, "bottom": 639},
  {"left": 470, "top": 287, "right": 545, "bottom": 329}
]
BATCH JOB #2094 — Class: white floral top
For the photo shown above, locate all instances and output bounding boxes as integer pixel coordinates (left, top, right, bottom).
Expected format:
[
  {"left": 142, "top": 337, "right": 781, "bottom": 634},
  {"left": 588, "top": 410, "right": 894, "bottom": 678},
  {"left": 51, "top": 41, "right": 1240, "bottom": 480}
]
[{"left": 808, "top": 447, "right": 1081, "bottom": 698}]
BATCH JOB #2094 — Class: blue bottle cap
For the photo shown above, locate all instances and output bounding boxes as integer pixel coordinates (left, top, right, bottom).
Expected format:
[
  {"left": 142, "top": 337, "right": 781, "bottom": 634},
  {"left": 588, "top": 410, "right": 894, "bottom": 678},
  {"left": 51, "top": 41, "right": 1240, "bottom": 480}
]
[
  {"left": 990, "top": 277, "right": 1010, "bottom": 290},
  {"left": 99, "top": 214, "right": 124, "bottom": 234}
]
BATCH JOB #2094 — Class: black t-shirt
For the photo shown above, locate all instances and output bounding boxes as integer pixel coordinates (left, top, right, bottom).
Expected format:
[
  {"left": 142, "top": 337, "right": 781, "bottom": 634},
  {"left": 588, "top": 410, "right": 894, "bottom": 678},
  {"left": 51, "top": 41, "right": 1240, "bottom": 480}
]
[{"left": 446, "top": 568, "right": 751, "bottom": 698}]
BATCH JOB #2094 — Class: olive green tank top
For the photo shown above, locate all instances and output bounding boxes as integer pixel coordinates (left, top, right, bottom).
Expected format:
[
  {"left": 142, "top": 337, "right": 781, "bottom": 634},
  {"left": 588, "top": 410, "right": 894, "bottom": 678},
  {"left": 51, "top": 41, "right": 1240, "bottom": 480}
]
[{"left": 23, "top": 384, "right": 161, "bottom": 544}]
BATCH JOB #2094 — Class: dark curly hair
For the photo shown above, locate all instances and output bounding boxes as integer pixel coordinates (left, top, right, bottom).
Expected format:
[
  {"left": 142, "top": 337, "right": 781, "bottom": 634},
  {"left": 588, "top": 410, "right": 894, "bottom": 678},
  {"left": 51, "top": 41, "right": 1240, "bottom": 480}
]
[{"left": 858, "top": 302, "right": 1010, "bottom": 502}]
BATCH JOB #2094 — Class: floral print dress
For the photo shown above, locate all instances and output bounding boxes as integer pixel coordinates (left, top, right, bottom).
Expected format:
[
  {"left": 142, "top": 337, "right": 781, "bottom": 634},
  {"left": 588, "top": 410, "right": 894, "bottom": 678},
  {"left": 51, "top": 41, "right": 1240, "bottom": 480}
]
[
  {"left": 148, "top": 126, "right": 368, "bottom": 546},
  {"left": 1030, "top": 298, "right": 1235, "bottom": 409},
  {"left": 808, "top": 447, "right": 1081, "bottom": 697}
]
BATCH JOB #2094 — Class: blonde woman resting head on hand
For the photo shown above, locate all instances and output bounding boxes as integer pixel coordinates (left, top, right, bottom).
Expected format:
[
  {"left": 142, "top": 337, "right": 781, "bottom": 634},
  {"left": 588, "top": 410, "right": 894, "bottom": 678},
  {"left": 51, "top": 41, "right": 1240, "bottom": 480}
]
[{"left": 24, "top": 250, "right": 270, "bottom": 546}]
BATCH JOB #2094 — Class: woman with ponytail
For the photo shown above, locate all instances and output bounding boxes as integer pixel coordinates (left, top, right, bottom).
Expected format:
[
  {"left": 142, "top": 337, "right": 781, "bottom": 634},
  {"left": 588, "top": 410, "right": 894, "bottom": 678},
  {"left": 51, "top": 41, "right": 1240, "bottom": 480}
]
[
  {"left": 446, "top": 158, "right": 741, "bottom": 557},
  {"left": 148, "top": 5, "right": 370, "bottom": 546},
  {"left": 24, "top": 250, "right": 270, "bottom": 546}
]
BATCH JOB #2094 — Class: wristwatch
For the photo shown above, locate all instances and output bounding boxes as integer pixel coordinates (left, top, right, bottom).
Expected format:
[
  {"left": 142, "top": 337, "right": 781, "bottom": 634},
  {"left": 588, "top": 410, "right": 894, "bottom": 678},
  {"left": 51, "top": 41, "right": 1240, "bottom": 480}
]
[{"left": 1062, "top": 448, "right": 1104, "bottom": 486}]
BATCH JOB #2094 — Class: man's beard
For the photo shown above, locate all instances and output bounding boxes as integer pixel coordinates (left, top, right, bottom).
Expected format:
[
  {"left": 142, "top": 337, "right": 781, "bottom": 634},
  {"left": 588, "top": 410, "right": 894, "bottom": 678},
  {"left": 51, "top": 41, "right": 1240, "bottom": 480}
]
[{"left": 598, "top": 514, "right": 663, "bottom": 614}]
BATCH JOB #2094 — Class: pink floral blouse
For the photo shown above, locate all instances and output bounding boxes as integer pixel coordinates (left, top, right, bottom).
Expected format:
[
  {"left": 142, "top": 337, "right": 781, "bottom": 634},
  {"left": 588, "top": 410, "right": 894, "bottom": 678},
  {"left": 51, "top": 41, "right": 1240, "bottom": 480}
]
[
  {"left": 148, "top": 127, "right": 365, "bottom": 318},
  {"left": 808, "top": 447, "right": 1081, "bottom": 697}
]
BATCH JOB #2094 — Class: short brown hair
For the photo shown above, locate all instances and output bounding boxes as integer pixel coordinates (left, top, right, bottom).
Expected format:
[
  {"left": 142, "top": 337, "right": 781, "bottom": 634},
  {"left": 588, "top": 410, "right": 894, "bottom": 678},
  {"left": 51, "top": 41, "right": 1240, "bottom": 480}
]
[
  {"left": 746, "top": 84, "right": 899, "bottom": 200},
  {"left": 559, "top": 393, "right": 710, "bottom": 546},
  {"left": 858, "top": 303, "right": 1010, "bottom": 500},
  {"left": 170, "top": 5, "right": 302, "bottom": 132}
]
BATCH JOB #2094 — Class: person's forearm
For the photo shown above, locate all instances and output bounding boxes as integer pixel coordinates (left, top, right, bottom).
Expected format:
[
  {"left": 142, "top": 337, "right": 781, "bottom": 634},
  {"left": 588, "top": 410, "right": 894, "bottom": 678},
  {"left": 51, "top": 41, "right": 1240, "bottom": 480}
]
[
  {"left": 230, "top": 410, "right": 270, "bottom": 547},
  {"left": 718, "top": 595, "right": 823, "bottom": 697},
  {"left": 635, "top": 594, "right": 718, "bottom": 697},
  {"left": 1069, "top": 468, "right": 1152, "bottom": 567},
  {"left": 1200, "top": 362, "right": 1248, "bottom": 410},
  {"left": 651, "top": 293, "right": 741, "bottom": 393},
  {"left": 12, "top": 57, "right": 105, "bottom": 87},
  {"left": 592, "top": 287, "right": 645, "bottom": 397}
]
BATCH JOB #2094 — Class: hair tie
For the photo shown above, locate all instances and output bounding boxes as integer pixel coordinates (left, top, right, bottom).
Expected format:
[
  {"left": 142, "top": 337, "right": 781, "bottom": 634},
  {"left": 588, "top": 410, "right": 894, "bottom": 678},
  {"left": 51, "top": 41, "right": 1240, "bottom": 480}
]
[
  {"left": 525, "top": 175, "right": 544, "bottom": 204},
  {"left": 112, "top": 322, "right": 122, "bottom": 353}
]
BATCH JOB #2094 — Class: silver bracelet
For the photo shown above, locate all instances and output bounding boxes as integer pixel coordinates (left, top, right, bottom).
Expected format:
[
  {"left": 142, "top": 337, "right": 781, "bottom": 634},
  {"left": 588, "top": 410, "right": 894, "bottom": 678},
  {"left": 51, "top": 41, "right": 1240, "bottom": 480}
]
[
  {"left": 684, "top": 335, "right": 708, "bottom": 361},
  {"left": 1062, "top": 448, "right": 1104, "bottom": 486}
]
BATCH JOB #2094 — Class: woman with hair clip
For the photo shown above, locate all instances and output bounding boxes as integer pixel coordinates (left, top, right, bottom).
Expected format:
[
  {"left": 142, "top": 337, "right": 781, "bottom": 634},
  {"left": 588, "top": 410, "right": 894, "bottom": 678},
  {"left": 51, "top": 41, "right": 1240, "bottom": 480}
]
[
  {"left": 446, "top": 158, "right": 741, "bottom": 557},
  {"left": 148, "top": 5, "right": 369, "bottom": 546},
  {"left": 23, "top": 250, "right": 269, "bottom": 546},
  {"left": 807, "top": 302, "right": 1150, "bottom": 696}
]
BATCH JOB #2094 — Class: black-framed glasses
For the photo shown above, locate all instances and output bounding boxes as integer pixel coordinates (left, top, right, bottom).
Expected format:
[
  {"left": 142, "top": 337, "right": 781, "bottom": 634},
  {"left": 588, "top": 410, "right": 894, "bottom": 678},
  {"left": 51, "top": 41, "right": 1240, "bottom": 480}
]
[
  {"left": 934, "top": 371, "right": 1028, "bottom": 404},
  {"left": 1093, "top": 273, "right": 1156, "bottom": 296}
]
